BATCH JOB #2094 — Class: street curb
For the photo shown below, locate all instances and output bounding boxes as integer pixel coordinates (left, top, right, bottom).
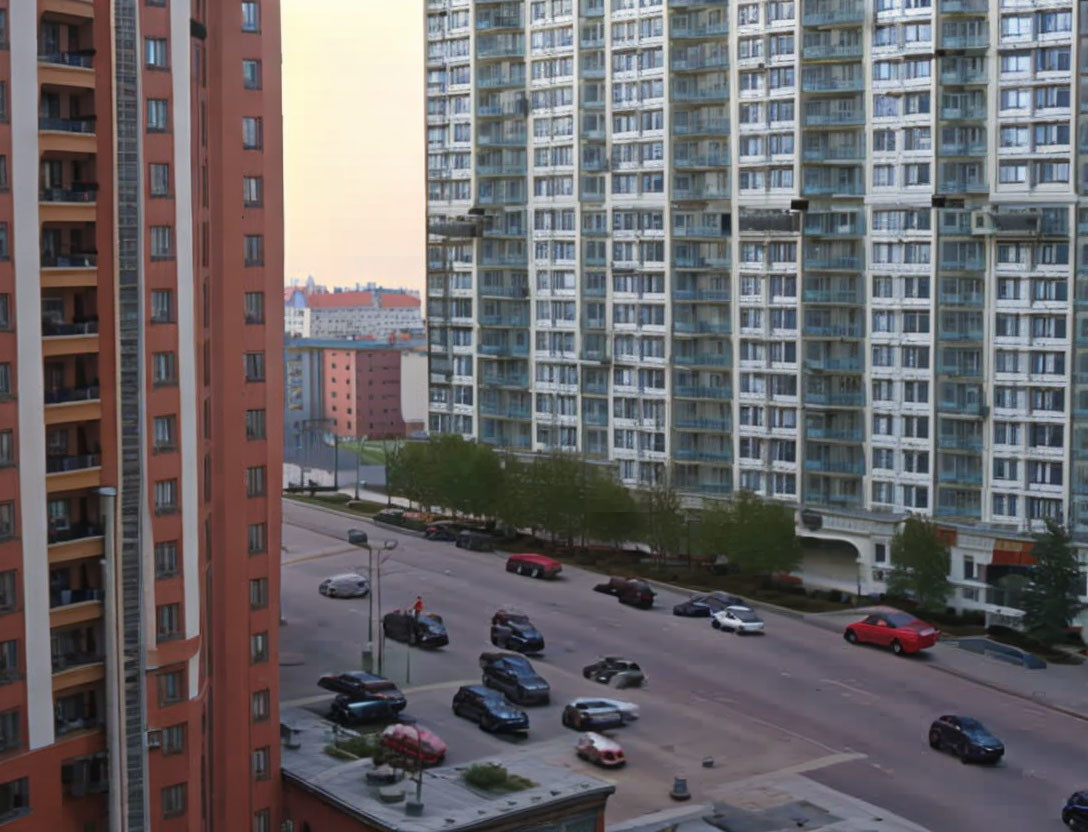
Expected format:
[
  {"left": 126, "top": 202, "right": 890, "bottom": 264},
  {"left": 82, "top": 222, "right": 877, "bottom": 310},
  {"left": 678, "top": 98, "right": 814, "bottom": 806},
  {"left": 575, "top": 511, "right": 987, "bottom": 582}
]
[
  {"left": 923, "top": 661, "right": 1088, "bottom": 724},
  {"left": 372, "top": 518, "right": 426, "bottom": 538},
  {"left": 638, "top": 576, "right": 806, "bottom": 620},
  {"left": 283, "top": 497, "right": 428, "bottom": 538}
]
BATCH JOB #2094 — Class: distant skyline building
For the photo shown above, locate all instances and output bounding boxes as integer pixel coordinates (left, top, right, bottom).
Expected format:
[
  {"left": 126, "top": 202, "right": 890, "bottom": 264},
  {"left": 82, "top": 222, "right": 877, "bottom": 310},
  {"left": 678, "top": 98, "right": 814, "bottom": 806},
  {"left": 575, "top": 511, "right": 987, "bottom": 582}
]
[{"left": 284, "top": 284, "right": 424, "bottom": 340}]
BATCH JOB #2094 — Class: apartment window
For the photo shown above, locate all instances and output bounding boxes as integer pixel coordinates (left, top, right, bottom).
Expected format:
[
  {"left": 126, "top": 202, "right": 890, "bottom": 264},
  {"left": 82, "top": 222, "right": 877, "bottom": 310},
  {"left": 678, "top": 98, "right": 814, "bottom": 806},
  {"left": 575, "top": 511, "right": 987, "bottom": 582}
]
[
  {"left": 0, "top": 710, "right": 18, "bottom": 753},
  {"left": 245, "top": 409, "right": 266, "bottom": 440},
  {"left": 153, "top": 352, "right": 177, "bottom": 385},
  {"left": 154, "top": 541, "right": 178, "bottom": 578},
  {"left": 162, "top": 783, "right": 187, "bottom": 819},
  {"left": 242, "top": 116, "right": 263, "bottom": 149},
  {"left": 157, "top": 604, "right": 181, "bottom": 641},
  {"left": 158, "top": 669, "right": 184, "bottom": 705},
  {"left": 162, "top": 724, "right": 185, "bottom": 755},
  {"left": 0, "top": 572, "right": 14, "bottom": 613},
  {"left": 0, "top": 504, "right": 12, "bottom": 540},
  {"left": 243, "top": 176, "right": 263, "bottom": 206},
  {"left": 0, "top": 778, "right": 28, "bottom": 821},
  {"left": 150, "top": 289, "right": 173, "bottom": 323},
  {"left": 149, "top": 163, "right": 171, "bottom": 197},
  {"left": 244, "top": 291, "right": 265, "bottom": 323},
  {"left": 252, "top": 746, "right": 270, "bottom": 780},
  {"left": 145, "top": 38, "right": 168, "bottom": 68},
  {"left": 0, "top": 11, "right": 7, "bottom": 49},
  {"left": 254, "top": 809, "right": 271, "bottom": 832},
  {"left": 247, "top": 522, "right": 267, "bottom": 554},
  {"left": 154, "top": 479, "right": 178, "bottom": 514},
  {"left": 250, "top": 632, "right": 268, "bottom": 663},
  {"left": 0, "top": 224, "right": 8, "bottom": 260},
  {"left": 242, "top": 59, "right": 262, "bottom": 89},
  {"left": 246, "top": 466, "right": 266, "bottom": 497},
  {"left": 244, "top": 352, "right": 266, "bottom": 382},
  {"left": 249, "top": 578, "right": 268, "bottom": 609},
  {"left": 150, "top": 226, "right": 174, "bottom": 260},
  {"left": 147, "top": 98, "right": 169, "bottom": 132},
  {"left": 0, "top": 82, "right": 7, "bottom": 124},
  {"left": 0, "top": 431, "right": 11, "bottom": 467},
  {"left": 0, "top": 157, "right": 6, "bottom": 191},
  {"left": 242, "top": 1, "right": 261, "bottom": 31},
  {"left": 0, "top": 642, "right": 16, "bottom": 681},
  {"left": 153, "top": 415, "right": 177, "bottom": 451},
  {"left": 251, "top": 689, "right": 270, "bottom": 721},
  {"left": 875, "top": 543, "right": 887, "bottom": 564},
  {"left": 244, "top": 235, "right": 264, "bottom": 266}
]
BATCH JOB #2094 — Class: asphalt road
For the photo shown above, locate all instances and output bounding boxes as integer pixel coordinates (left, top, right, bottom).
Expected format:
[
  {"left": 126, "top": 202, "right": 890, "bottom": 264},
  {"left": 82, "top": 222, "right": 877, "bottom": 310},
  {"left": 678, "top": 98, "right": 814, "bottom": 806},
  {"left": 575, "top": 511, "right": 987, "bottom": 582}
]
[{"left": 280, "top": 500, "right": 1087, "bottom": 830}]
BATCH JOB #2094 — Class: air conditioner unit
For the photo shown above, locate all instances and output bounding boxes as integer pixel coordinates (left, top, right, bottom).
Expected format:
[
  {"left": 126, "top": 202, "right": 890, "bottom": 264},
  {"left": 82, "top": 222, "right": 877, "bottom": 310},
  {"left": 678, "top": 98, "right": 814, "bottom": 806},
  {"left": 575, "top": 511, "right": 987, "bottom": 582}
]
[
  {"left": 147, "top": 730, "right": 162, "bottom": 749},
  {"left": 970, "top": 209, "right": 994, "bottom": 235}
]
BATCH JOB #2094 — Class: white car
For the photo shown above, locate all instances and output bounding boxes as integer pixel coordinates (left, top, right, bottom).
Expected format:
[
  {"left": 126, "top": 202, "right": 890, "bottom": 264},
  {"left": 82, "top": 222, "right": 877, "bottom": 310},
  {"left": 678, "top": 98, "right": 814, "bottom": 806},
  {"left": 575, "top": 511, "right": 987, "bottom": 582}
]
[
  {"left": 567, "top": 696, "right": 640, "bottom": 723},
  {"left": 318, "top": 573, "right": 370, "bottom": 598},
  {"left": 711, "top": 605, "right": 765, "bottom": 634}
]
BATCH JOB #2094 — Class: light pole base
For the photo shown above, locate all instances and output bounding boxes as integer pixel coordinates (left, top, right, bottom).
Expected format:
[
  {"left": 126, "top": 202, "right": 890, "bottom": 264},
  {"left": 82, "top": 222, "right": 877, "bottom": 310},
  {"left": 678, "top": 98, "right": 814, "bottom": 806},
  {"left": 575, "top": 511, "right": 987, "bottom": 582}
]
[
  {"left": 362, "top": 649, "right": 374, "bottom": 673},
  {"left": 405, "top": 800, "right": 423, "bottom": 817}
]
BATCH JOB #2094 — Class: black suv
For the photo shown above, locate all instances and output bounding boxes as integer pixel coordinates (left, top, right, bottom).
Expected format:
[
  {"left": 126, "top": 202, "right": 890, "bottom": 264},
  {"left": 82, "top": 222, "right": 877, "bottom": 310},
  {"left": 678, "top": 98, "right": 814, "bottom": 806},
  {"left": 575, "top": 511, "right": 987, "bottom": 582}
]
[
  {"left": 328, "top": 693, "right": 402, "bottom": 727},
  {"left": 582, "top": 657, "right": 645, "bottom": 688},
  {"left": 928, "top": 715, "right": 1004, "bottom": 764},
  {"left": 383, "top": 610, "right": 449, "bottom": 648},
  {"left": 490, "top": 609, "right": 545, "bottom": 653},
  {"left": 317, "top": 672, "right": 407, "bottom": 711},
  {"left": 375, "top": 508, "right": 406, "bottom": 526},
  {"left": 455, "top": 530, "right": 494, "bottom": 551},
  {"left": 451, "top": 685, "right": 529, "bottom": 733},
  {"left": 479, "top": 652, "right": 550, "bottom": 705}
]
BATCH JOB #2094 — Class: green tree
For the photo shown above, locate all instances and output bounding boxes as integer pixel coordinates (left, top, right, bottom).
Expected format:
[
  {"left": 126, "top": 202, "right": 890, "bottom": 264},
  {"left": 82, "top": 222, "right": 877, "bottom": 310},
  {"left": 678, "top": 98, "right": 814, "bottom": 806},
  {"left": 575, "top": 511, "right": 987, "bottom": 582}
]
[
  {"left": 693, "top": 491, "right": 800, "bottom": 574},
  {"left": 638, "top": 482, "right": 684, "bottom": 559},
  {"left": 584, "top": 469, "right": 638, "bottom": 548},
  {"left": 1022, "top": 520, "right": 1085, "bottom": 645},
  {"left": 385, "top": 441, "right": 434, "bottom": 509},
  {"left": 886, "top": 517, "right": 952, "bottom": 612}
]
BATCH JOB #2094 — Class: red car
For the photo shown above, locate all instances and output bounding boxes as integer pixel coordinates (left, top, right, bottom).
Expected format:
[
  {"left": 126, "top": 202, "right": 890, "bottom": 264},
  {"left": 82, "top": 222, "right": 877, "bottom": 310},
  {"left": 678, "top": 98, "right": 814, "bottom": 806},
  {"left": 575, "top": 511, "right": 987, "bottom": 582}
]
[
  {"left": 843, "top": 608, "right": 940, "bottom": 655},
  {"left": 378, "top": 723, "right": 447, "bottom": 766},
  {"left": 506, "top": 553, "right": 562, "bottom": 579}
]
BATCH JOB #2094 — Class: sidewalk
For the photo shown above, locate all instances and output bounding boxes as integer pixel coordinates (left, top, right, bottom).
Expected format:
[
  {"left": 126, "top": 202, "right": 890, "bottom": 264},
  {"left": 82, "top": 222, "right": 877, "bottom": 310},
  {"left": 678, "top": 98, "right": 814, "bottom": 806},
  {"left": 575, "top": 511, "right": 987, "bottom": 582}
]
[{"left": 806, "top": 609, "right": 1088, "bottom": 720}]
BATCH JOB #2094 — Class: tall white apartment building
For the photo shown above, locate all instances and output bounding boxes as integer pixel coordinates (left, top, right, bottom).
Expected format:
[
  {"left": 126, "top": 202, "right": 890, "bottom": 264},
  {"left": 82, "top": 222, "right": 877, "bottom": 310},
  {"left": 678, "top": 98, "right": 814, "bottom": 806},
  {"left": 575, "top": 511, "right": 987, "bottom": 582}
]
[{"left": 425, "top": 0, "right": 1088, "bottom": 615}]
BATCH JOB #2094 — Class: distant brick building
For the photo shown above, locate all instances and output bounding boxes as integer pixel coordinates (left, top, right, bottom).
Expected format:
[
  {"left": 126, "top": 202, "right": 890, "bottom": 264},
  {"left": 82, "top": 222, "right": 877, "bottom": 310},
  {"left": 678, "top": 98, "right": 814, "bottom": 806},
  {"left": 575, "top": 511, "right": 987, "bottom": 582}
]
[{"left": 324, "top": 346, "right": 406, "bottom": 439}]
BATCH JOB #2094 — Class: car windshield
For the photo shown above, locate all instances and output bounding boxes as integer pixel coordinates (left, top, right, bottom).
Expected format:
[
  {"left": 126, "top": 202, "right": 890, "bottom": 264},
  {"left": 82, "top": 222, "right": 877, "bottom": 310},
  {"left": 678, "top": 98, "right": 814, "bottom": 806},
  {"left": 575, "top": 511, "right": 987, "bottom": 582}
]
[
  {"left": 423, "top": 613, "right": 443, "bottom": 624},
  {"left": 504, "top": 613, "right": 530, "bottom": 624},
  {"left": 730, "top": 607, "right": 760, "bottom": 622},
  {"left": 886, "top": 612, "right": 921, "bottom": 628},
  {"left": 957, "top": 718, "right": 994, "bottom": 741}
]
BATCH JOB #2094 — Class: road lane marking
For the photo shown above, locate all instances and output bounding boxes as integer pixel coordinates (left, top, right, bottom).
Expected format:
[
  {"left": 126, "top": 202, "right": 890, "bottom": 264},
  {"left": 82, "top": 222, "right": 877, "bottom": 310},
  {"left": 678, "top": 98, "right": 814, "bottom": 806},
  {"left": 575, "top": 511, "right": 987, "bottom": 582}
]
[
  {"left": 283, "top": 546, "right": 358, "bottom": 566},
  {"left": 282, "top": 678, "right": 480, "bottom": 708},
  {"left": 762, "top": 751, "right": 868, "bottom": 778},
  {"left": 819, "top": 678, "right": 875, "bottom": 699}
]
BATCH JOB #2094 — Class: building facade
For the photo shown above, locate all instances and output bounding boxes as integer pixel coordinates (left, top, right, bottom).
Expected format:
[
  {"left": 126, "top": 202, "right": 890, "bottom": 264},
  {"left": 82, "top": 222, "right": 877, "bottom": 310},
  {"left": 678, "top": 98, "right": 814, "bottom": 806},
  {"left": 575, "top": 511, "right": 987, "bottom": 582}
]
[
  {"left": 0, "top": 1, "right": 283, "bottom": 829},
  {"left": 285, "top": 287, "right": 424, "bottom": 341},
  {"left": 425, "top": 0, "right": 1088, "bottom": 615}
]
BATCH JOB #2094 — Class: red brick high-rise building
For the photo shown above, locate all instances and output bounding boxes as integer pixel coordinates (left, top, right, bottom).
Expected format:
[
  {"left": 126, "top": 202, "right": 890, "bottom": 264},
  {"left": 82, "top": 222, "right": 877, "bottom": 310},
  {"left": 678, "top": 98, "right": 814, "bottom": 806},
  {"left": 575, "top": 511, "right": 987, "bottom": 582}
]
[{"left": 0, "top": 1, "right": 283, "bottom": 829}]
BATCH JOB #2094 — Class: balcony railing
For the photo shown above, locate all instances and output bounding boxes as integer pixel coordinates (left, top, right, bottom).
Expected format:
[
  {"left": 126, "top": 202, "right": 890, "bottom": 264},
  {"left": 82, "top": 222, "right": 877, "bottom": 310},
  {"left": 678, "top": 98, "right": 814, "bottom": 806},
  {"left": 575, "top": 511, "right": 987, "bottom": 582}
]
[
  {"left": 478, "top": 403, "right": 531, "bottom": 419},
  {"left": 42, "top": 320, "right": 98, "bottom": 337},
  {"left": 672, "top": 289, "right": 730, "bottom": 301},
  {"left": 804, "top": 357, "right": 862, "bottom": 371},
  {"left": 39, "top": 116, "right": 96, "bottom": 134},
  {"left": 673, "top": 320, "right": 732, "bottom": 334},
  {"left": 941, "top": 34, "right": 988, "bottom": 49},
  {"left": 671, "top": 87, "right": 729, "bottom": 102},
  {"left": 806, "top": 426, "right": 863, "bottom": 441},
  {"left": 805, "top": 391, "right": 865, "bottom": 406},
  {"left": 56, "top": 714, "right": 103, "bottom": 737},
  {"left": 675, "top": 449, "right": 733, "bottom": 463},
  {"left": 50, "top": 588, "right": 104, "bottom": 608},
  {"left": 672, "top": 118, "right": 730, "bottom": 135},
  {"left": 52, "top": 650, "right": 104, "bottom": 673},
  {"left": 46, "top": 454, "right": 101, "bottom": 474},
  {"left": 675, "top": 385, "right": 731, "bottom": 400},
  {"left": 41, "top": 253, "right": 97, "bottom": 268},
  {"left": 674, "top": 353, "right": 731, "bottom": 367},
  {"left": 478, "top": 344, "right": 529, "bottom": 357},
  {"left": 803, "top": 289, "right": 861, "bottom": 303},
  {"left": 804, "top": 458, "right": 865, "bottom": 475},
  {"left": 804, "top": 324, "right": 863, "bottom": 338},
  {"left": 48, "top": 522, "right": 104, "bottom": 545},
  {"left": 939, "top": 470, "right": 983, "bottom": 485},
  {"left": 479, "top": 314, "right": 529, "bottom": 327},
  {"left": 670, "top": 21, "right": 728, "bottom": 38},
  {"left": 675, "top": 418, "right": 730, "bottom": 431},
  {"left": 677, "top": 482, "right": 733, "bottom": 496},
  {"left": 801, "top": 77, "right": 863, "bottom": 93},
  {"left": 45, "top": 385, "right": 100, "bottom": 405},
  {"left": 940, "top": 436, "right": 983, "bottom": 452},
  {"left": 802, "top": 6, "right": 864, "bottom": 26},
  {"left": 802, "top": 146, "right": 863, "bottom": 162},
  {"left": 804, "top": 256, "right": 862, "bottom": 270},
  {"left": 671, "top": 55, "right": 729, "bottom": 71},
  {"left": 803, "top": 110, "right": 864, "bottom": 126},
  {"left": 802, "top": 43, "right": 863, "bottom": 60},
  {"left": 40, "top": 185, "right": 98, "bottom": 203},
  {"left": 801, "top": 183, "right": 864, "bottom": 197},
  {"left": 38, "top": 51, "right": 94, "bottom": 68}
]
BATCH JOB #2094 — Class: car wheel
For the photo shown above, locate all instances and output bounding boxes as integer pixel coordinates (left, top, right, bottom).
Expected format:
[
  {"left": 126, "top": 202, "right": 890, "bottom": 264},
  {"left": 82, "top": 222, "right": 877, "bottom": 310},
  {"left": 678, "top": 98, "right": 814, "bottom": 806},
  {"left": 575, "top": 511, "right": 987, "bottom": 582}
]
[
  {"left": 891, "top": 639, "right": 904, "bottom": 656},
  {"left": 452, "top": 703, "right": 464, "bottom": 717},
  {"left": 327, "top": 589, "right": 337, "bottom": 598},
  {"left": 844, "top": 630, "right": 858, "bottom": 644},
  {"left": 561, "top": 711, "right": 572, "bottom": 728},
  {"left": 958, "top": 744, "right": 971, "bottom": 764},
  {"left": 735, "top": 627, "right": 744, "bottom": 635},
  {"left": 928, "top": 730, "right": 941, "bottom": 750},
  {"left": 711, "top": 619, "right": 721, "bottom": 629}
]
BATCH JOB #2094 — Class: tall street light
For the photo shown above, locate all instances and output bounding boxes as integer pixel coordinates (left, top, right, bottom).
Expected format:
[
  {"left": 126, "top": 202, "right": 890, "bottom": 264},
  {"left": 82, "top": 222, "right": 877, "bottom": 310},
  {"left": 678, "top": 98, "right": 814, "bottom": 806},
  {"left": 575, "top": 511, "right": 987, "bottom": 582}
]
[{"left": 348, "top": 532, "right": 397, "bottom": 674}]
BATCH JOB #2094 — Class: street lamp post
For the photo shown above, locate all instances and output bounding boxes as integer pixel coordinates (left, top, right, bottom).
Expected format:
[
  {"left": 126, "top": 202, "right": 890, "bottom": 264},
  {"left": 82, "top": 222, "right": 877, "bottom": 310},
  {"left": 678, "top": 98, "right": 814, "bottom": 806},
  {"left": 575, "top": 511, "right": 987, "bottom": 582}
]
[
  {"left": 355, "top": 434, "right": 368, "bottom": 501},
  {"left": 350, "top": 535, "right": 398, "bottom": 675}
]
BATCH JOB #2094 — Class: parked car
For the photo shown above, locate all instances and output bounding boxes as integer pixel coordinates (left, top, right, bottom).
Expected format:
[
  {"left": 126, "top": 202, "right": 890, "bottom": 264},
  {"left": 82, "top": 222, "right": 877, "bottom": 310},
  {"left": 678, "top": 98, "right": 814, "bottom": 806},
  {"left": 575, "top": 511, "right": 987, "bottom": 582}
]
[
  {"left": 843, "top": 608, "right": 940, "bottom": 655},
  {"left": 451, "top": 685, "right": 529, "bottom": 733},
  {"left": 490, "top": 609, "right": 545, "bottom": 653},
  {"left": 594, "top": 577, "right": 633, "bottom": 596},
  {"left": 479, "top": 652, "right": 551, "bottom": 705},
  {"left": 456, "top": 530, "right": 495, "bottom": 552},
  {"left": 506, "top": 553, "right": 563, "bottom": 579},
  {"left": 317, "top": 672, "right": 407, "bottom": 711},
  {"left": 378, "top": 723, "right": 447, "bottom": 767},
  {"left": 582, "top": 657, "right": 646, "bottom": 688},
  {"left": 711, "top": 605, "right": 766, "bottom": 634},
  {"left": 672, "top": 591, "right": 744, "bottom": 617},
  {"left": 618, "top": 579, "right": 655, "bottom": 609},
  {"left": 328, "top": 693, "right": 402, "bottom": 727},
  {"left": 928, "top": 715, "right": 1005, "bottom": 764},
  {"left": 347, "top": 528, "right": 369, "bottom": 546},
  {"left": 424, "top": 521, "right": 462, "bottom": 541},
  {"left": 568, "top": 696, "right": 639, "bottom": 723},
  {"left": 562, "top": 699, "right": 625, "bottom": 731},
  {"left": 383, "top": 610, "right": 449, "bottom": 648},
  {"left": 575, "top": 732, "right": 626, "bottom": 768},
  {"left": 318, "top": 573, "right": 370, "bottom": 599},
  {"left": 1062, "top": 791, "right": 1088, "bottom": 830},
  {"left": 375, "top": 508, "right": 406, "bottom": 526}
]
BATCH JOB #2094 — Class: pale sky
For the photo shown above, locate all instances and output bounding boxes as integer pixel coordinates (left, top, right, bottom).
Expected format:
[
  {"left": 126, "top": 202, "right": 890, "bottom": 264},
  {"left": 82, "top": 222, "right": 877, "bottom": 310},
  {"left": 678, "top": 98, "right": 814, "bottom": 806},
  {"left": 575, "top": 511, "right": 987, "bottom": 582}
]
[{"left": 282, "top": 1, "right": 424, "bottom": 292}]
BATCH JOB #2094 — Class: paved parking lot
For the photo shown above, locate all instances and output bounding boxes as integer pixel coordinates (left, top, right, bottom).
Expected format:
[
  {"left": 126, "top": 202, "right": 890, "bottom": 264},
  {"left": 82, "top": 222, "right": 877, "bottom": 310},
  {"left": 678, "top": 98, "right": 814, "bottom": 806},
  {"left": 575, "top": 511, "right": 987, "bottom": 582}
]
[{"left": 280, "top": 500, "right": 1088, "bottom": 830}]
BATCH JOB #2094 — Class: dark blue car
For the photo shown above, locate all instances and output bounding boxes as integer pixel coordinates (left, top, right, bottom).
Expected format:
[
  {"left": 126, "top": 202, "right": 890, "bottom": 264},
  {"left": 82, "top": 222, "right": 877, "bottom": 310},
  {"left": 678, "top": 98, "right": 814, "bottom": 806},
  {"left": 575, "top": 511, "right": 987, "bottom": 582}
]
[
  {"left": 451, "top": 685, "right": 529, "bottom": 733},
  {"left": 479, "top": 652, "right": 550, "bottom": 705},
  {"left": 328, "top": 694, "right": 401, "bottom": 726},
  {"left": 1063, "top": 791, "right": 1088, "bottom": 830}
]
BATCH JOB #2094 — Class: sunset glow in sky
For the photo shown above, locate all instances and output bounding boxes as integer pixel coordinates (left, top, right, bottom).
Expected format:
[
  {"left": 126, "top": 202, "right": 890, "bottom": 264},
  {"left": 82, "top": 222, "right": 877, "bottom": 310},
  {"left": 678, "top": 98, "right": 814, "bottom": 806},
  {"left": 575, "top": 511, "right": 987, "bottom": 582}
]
[{"left": 282, "top": 1, "right": 424, "bottom": 291}]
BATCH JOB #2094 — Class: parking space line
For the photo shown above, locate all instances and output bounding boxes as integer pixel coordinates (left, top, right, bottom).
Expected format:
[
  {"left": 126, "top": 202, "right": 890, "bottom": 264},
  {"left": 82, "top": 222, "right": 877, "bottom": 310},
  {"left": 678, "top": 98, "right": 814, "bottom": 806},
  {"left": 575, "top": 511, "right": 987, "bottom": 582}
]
[{"left": 818, "top": 678, "right": 875, "bottom": 699}]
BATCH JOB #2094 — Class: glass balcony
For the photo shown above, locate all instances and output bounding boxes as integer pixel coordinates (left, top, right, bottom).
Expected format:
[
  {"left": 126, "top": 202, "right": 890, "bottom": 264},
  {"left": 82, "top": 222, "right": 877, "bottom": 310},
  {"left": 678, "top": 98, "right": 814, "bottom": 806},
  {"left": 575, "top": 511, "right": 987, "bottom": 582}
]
[
  {"left": 480, "top": 371, "right": 529, "bottom": 388},
  {"left": 41, "top": 253, "right": 97, "bottom": 269},
  {"left": 479, "top": 403, "right": 531, "bottom": 419},
  {"left": 479, "top": 314, "right": 528, "bottom": 327},
  {"left": 801, "top": 77, "right": 863, "bottom": 93},
  {"left": 672, "top": 288, "right": 730, "bottom": 301},
  {"left": 55, "top": 687, "right": 103, "bottom": 736},
  {"left": 40, "top": 185, "right": 98, "bottom": 203},
  {"left": 478, "top": 343, "right": 529, "bottom": 357},
  {"left": 677, "top": 482, "right": 733, "bottom": 496},
  {"left": 671, "top": 54, "right": 729, "bottom": 71},
  {"left": 802, "top": 5, "right": 864, "bottom": 26},
  {"left": 802, "top": 43, "right": 863, "bottom": 60},
  {"left": 42, "top": 320, "right": 98, "bottom": 338},
  {"left": 38, "top": 51, "right": 94, "bottom": 68},
  {"left": 805, "top": 391, "right": 865, "bottom": 406},
  {"left": 940, "top": 435, "right": 983, "bottom": 452},
  {"left": 46, "top": 454, "right": 101, "bottom": 474},
  {"left": 675, "top": 449, "right": 733, "bottom": 463},
  {"left": 806, "top": 426, "right": 863, "bottom": 441},
  {"left": 804, "top": 357, "right": 862, "bottom": 371},
  {"left": 39, "top": 117, "right": 96, "bottom": 134},
  {"left": 675, "top": 418, "right": 731, "bottom": 431},
  {"left": 44, "top": 384, "right": 100, "bottom": 405},
  {"left": 804, "top": 323, "right": 863, "bottom": 337},
  {"left": 675, "top": 385, "right": 732, "bottom": 400},
  {"left": 939, "top": 469, "right": 983, "bottom": 486},
  {"left": 672, "top": 118, "right": 730, "bottom": 135},
  {"left": 803, "top": 289, "right": 861, "bottom": 303},
  {"left": 673, "top": 320, "right": 732, "bottom": 334},
  {"left": 803, "top": 110, "right": 864, "bottom": 126},
  {"left": 674, "top": 353, "right": 731, "bottom": 367},
  {"left": 801, "top": 182, "right": 864, "bottom": 197},
  {"left": 671, "top": 87, "right": 729, "bottom": 102},
  {"left": 941, "top": 34, "right": 987, "bottom": 49},
  {"left": 475, "top": 14, "right": 522, "bottom": 30},
  {"left": 803, "top": 458, "right": 865, "bottom": 475},
  {"left": 670, "top": 21, "right": 728, "bottom": 38}
]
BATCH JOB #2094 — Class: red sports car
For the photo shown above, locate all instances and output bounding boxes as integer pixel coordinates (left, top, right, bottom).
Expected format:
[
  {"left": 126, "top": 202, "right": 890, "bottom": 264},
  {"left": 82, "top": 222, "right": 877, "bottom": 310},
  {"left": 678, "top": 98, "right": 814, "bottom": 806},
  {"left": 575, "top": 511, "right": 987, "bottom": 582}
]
[
  {"left": 843, "top": 608, "right": 940, "bottom": 655},
  {"left": 379, "top": 723, "right": 447, "bottom": 766}
]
